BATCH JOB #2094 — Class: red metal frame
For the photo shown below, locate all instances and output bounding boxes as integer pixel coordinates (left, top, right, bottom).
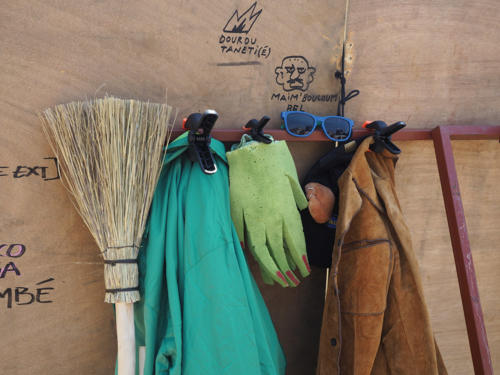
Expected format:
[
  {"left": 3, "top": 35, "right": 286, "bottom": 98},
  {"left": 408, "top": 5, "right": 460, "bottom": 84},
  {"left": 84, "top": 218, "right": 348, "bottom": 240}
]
[
  {"left": 432, "top": 126, "right": 499, "bottom": 375},
  {"left": 171, "top": 125, "right": 499, "bottom": 143},
  {"left": 170, "top": 127, "right": 434, "bottom": 142},
  {"left": 173, "top": 125, "right": 500, "bottom": 374}
]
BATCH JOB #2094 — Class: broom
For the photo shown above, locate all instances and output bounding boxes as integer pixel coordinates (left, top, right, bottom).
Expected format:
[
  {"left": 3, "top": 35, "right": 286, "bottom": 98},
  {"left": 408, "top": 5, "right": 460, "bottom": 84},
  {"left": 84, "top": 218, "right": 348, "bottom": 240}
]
[{"left": 40, "top": 97, "right": 174, "bottom": 375}]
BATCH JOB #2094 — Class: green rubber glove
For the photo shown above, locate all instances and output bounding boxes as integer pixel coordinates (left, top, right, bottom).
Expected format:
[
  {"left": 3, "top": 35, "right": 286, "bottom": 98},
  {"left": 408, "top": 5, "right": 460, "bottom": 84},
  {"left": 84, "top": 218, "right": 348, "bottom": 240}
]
[{"left": 227, "top": 135, "right": 311, "bottom": 287}]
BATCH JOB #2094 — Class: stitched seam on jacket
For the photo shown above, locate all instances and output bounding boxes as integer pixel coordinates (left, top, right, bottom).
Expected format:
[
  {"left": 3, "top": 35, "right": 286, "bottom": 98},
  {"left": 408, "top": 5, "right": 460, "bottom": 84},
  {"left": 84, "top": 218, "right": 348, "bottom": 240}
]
[
  {"left": 386, "top": 241, "right": 394, "bottom": 298},
  {"left": 352, "top": 177, "right": 385, "bottom": 214},
  {"left": 342, "top": 238, "right": 390, "bottom": 253}
]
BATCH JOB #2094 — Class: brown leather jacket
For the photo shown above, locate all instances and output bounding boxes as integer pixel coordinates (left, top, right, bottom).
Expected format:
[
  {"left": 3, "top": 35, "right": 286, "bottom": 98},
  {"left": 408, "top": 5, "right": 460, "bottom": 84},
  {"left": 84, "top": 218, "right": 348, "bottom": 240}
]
[{"left": 317, "top": 137, "right": 447, "bottom": 374}]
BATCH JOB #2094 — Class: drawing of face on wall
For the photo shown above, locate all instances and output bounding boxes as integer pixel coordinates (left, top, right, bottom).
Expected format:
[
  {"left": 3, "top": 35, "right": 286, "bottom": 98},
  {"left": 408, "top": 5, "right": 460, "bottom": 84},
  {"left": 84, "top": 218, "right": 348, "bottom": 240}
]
[{"left": 275, "top": 56, "right": 316, "bottom": 92}]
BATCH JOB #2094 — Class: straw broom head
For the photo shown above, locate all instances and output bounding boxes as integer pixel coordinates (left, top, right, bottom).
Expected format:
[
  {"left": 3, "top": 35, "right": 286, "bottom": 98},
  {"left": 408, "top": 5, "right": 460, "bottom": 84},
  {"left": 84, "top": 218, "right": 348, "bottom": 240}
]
[{"left": 41, "top": 97, "right": 174, "bottom": 303}]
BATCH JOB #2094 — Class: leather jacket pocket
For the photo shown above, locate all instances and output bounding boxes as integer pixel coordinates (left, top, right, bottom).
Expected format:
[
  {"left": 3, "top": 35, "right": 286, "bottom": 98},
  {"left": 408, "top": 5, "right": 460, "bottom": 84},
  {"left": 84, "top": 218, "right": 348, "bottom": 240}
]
[{"left": 338, "top": 239, "right": 392, "bottom": 314}]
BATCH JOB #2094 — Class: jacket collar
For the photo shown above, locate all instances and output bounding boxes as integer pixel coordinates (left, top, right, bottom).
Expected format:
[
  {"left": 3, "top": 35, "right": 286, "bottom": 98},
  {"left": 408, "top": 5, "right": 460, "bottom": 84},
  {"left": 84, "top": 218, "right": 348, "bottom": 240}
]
[
  {"left": 348, "top": 137, "right": 399, "bottom": 207},
  {"left": 335, "top": 136, "right": 400, "bottom": 239}
]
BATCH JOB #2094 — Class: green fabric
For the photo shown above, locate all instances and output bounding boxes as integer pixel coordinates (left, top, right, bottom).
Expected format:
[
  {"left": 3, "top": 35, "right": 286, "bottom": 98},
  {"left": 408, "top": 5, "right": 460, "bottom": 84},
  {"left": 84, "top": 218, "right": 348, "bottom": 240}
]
[
  {"left": 227, "top": 138, "right": 310, "bottom": 287},
  {"left": 132, "top": 132, "right": 286, "bottom": 375},
  {"left": 230, "top": 133, "right": 275, "bottom": 150}
]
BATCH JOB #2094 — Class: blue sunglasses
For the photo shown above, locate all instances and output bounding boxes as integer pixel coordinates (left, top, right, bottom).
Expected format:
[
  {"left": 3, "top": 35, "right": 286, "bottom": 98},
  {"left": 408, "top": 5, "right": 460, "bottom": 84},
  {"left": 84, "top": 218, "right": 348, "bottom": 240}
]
[{"left": 281, "top": 111, "right": 353, "bottom": 142}]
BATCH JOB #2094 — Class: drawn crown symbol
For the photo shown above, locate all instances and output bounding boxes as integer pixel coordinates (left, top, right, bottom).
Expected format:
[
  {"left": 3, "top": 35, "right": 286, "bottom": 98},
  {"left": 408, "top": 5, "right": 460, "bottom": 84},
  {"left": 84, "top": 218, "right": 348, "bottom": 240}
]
[{"left": 223, "top": 2, "right": 262, "bottom": 34}]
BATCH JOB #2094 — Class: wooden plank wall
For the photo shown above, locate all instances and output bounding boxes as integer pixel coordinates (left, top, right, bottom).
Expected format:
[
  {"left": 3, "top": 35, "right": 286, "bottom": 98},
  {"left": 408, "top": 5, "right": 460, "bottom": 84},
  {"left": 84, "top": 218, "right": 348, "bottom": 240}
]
[
  {"left": 344, "top": 1, "right": 500, "bottom": 372},
  {"left": 393, "top": 140, "right": 500, "bottom": 375},
  {"left": 1, "top": 1, "right": 499, "bottom": 374},
  {"left": 0, "top": 1, "right": 345, "bottom": 373},
  {"left": 347, "top": 0, "right": 500, "bottom": 128}
]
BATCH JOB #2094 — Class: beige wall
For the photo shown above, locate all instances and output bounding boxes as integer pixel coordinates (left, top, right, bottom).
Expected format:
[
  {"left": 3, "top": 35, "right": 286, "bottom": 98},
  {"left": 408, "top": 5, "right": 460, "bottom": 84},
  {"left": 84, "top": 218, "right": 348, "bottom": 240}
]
[
  {"left": 346, "top": 0, "right": 500, "bottom": 128},
  {"left": 1, "top": 1, "right": 499, "bottom": 374}
]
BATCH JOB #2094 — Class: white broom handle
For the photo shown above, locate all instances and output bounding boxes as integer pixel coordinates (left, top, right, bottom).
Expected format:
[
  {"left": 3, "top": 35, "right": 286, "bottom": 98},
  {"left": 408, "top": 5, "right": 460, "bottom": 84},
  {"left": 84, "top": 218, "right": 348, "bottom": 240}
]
[
  {"left": 138, "top": 346, "right": 146, "bottom": 375},
  {"left": 116, "top": 302, "right": 136, "bottom": 375}
]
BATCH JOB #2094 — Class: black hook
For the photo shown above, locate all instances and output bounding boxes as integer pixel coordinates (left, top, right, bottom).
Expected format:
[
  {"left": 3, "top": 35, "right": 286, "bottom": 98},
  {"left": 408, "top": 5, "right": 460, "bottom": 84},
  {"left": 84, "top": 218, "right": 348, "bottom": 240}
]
[
  {"left": 183, "top": 109, "right": 219, "bottom": 174},
  {"left": 242, "top": 116, "right": 272, "bottom": 144},
  {"left": 335, "top": 42, "right": 360, "bottom": 117},
  {"left": 363, "top": 120, "right": 406, "bottom": 154}
]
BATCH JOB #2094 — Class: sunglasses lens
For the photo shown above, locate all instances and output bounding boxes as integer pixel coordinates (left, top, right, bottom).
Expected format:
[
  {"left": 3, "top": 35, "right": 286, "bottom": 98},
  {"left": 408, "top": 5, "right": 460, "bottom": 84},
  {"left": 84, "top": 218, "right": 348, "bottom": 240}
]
[
  {"left": 324, "top": 117, "right": 351, "bottom": 140},
  {"left": 286, "top": 113, "right": 315, "bottom": 136}
]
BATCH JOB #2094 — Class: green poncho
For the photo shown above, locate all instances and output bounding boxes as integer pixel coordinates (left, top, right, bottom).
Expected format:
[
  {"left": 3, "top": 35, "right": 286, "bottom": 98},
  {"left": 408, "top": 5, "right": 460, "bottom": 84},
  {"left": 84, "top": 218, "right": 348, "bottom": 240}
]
[{"left": 133, "top": 132, "right": 286, "bottom": 375}]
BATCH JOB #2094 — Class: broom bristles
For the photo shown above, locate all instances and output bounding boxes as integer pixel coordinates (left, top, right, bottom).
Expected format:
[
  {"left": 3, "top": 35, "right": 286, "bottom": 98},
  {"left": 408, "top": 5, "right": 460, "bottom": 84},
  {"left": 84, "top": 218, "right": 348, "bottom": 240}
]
[{"left": 41, "top": 97, "right": 174, "bottom": 303}]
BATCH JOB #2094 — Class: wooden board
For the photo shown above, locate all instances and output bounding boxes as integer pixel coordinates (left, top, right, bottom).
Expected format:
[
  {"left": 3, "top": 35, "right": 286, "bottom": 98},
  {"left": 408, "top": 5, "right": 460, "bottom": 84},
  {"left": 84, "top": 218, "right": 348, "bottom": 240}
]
[
  {"left": 0, "top": 0, "right": 345, "bottom": 131},
  {"left": 1, "top": 0, "right": 499, "bottom": 374},
  {"left": 346, "top": 0, "right": 500, "bottom": 128},
  {"left": 394, "top": 140, "right": 500, "bottom": 375},
  {"left": 395, "top": 140, "right": 473, "bottom": 374},
  {"left": 0, "top": 1, "right": 345, "bottom": 374}
]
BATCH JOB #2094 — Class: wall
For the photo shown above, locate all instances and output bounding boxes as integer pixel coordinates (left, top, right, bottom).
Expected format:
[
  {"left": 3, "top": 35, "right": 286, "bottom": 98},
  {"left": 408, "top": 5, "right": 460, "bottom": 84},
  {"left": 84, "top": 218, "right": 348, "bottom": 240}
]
[
  {"left": 1, "top": 1, "right": 499, "bottom": 374},
  {"left": 346, "top": 0, "right": 500, "bottom": 128}
]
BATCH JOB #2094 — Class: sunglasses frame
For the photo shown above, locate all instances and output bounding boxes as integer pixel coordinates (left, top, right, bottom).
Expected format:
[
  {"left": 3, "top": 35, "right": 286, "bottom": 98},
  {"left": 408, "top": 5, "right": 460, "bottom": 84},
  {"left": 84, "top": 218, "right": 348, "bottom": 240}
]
[{"left": 281, "top": 111, "right": 354, "bottom": 142}]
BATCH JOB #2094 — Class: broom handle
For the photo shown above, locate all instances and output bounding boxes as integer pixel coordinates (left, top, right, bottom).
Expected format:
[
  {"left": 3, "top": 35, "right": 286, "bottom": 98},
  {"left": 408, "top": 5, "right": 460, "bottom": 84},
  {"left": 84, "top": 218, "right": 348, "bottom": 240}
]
[{"left": 116, "top": 302, "right": 136, "bottom": 375}]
